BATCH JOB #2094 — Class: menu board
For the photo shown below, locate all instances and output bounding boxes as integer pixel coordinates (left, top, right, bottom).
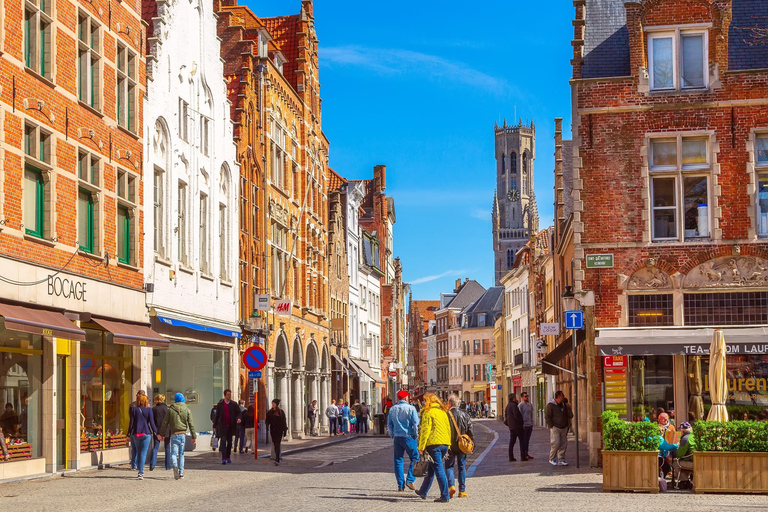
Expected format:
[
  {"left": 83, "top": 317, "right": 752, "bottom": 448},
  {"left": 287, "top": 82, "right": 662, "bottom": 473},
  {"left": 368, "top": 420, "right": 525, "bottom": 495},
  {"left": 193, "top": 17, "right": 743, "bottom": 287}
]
[{"left": 603, "top": 355, "right": 628, "bottom": 419}]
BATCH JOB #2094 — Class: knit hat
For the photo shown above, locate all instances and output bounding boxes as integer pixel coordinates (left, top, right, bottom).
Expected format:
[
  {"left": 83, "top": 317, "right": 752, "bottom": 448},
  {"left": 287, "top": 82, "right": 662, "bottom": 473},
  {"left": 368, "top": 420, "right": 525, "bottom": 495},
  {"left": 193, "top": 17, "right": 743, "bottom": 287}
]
[{"left": 174, "top": 392, "right": 185, "bottom": 403}]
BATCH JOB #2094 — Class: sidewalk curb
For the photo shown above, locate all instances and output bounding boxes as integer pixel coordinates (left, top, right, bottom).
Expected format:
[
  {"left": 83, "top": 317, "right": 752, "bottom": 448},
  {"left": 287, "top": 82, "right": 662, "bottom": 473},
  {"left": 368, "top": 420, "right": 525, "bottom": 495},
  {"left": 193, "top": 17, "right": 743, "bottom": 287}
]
[
  {"left": 258, "top": 433, "right": 362, "bottom": 459},
  {"left": 467, "top": 422, "right": 499, "bottom": 478}
]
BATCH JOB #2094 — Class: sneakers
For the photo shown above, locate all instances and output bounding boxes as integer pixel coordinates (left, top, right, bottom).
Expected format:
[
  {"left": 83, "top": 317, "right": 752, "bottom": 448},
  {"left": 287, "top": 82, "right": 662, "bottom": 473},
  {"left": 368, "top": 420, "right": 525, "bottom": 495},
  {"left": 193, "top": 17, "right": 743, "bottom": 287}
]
[
  {"left": 179, "top": 474, "right": 184, "bottom": 479},
  {"left": 549, "top": 459, "right": 558, "bottom": 466},
  {"left": 449, "top": 486, "right": 456, "bottom": 498},
  {"left": 173, "top": 466, "right": 180, "bottom": 480},
  {"left": 458, "top": 492, "right": 468, "bottom": 498},
  {"left": 405, "top": 483, "right": 416, "bottom": 491},
  {"left": 222, "top": 460, "right": 227, "bottom": 465},
  {"left": 226, "top": 459, "right": 232, "bottom": 464},
  {"left": 558, "top": 460, "right": 569, "bottom": 466},
  {"left": 137, "top": 474, "right": 144, "bottom": 480}
]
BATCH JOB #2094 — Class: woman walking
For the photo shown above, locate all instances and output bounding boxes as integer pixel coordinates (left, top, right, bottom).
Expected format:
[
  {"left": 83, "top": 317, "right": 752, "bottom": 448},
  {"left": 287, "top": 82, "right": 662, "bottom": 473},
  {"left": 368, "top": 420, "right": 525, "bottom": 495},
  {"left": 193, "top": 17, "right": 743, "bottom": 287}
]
[
  {"left": 265, "top": 398, "right": 288, "bottom": 465},
  {"left": 128, "top": 394, "right": 158, "bottom": 480},
  {"left": 243, "top": 405, "right": 256, "bottom": 453},
  {"left": 415, "top": 393, "right": 452, "bottom": 502}
]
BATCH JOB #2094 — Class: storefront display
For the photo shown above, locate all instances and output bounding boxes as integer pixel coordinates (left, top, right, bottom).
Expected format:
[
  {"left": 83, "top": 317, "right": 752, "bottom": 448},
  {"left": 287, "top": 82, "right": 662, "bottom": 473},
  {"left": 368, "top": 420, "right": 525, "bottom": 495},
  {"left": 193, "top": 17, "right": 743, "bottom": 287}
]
[
  {"left": 0, "top": 330, "right": 42, "bottom": 459},
  {"left": 699, "top": 354, "right": 768, "bottom": 421},
  {"left": 630, "top": 356, "right": 674, "bottom": 421}
]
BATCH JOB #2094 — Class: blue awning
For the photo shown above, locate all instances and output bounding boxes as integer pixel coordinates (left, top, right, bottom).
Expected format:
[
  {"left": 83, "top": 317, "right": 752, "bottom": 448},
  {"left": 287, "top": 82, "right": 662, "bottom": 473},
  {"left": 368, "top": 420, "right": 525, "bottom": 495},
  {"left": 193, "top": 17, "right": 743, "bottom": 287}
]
[{"left": 157, "top": 316, "right": 240, "bottom": 338}]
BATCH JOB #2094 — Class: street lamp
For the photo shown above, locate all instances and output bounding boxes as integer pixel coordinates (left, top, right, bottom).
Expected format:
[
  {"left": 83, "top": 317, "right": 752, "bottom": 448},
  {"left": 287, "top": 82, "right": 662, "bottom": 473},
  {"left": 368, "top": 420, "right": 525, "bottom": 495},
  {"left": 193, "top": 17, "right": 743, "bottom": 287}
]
[{"left": 561, "top": 285, "right": 580, "bottom": 469}]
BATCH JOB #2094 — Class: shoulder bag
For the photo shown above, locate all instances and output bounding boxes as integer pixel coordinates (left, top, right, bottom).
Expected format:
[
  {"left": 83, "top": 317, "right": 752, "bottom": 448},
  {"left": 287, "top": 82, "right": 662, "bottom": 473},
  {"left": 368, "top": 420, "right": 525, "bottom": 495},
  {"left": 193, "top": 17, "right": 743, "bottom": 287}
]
[
  {"left": 412, "top": 450, "right": 433, "bottom": 478},
  {"left": 448, "top": 411, "right": 475, "bottom": 454}
]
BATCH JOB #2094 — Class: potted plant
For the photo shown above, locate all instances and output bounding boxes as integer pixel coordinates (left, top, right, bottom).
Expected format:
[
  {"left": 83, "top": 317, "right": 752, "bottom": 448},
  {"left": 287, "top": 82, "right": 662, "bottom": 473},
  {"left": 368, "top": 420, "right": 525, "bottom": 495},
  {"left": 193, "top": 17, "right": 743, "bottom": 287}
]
[
  {"left": 692, "top": 420, "right": 768, "bottom": 494},
  {"left": 601, "top": 410, "right": 661, "bottom": 493}
]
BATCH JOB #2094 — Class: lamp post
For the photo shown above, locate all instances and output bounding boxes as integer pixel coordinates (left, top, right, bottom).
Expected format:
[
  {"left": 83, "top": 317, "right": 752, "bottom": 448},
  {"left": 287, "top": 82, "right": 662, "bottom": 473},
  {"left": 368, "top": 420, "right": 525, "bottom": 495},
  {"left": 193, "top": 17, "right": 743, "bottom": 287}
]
[{"left": 561, "top": 285, "right": 580, "bottom": 469}]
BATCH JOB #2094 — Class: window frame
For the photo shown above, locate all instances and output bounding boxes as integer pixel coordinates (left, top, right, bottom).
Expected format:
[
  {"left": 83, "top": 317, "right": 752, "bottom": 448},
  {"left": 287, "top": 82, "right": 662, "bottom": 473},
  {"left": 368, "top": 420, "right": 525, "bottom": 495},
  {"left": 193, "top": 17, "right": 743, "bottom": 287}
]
[
  {"left": 647, "top": 28, "right": 708, "bottom": 92},
  {"left": 77, "top": 11, "right": 101, "bottom": 110},
  {"left": 116, "top": 42, "right": 137, "bottom": 132},
  {"left": 117, "top": 204, "right": 131, "bottom": 264},
  {"left": 76, "top": 150, "right": 102, "bottom": 254},
  {"left": 24, "top": 0, "right": 53, "bottom": 79},
  {"left": 23, "top": 122, "right": 52, "bottom": 239},
  {"left": 755, "top": 133, "right": 768, "bottom": 236}
]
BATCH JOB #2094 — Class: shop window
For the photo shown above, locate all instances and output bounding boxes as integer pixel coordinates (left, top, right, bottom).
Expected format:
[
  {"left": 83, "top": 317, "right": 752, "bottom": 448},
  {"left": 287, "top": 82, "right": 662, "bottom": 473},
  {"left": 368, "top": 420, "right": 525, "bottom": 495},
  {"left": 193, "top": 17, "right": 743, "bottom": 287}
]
[
  {"left": 116, "top": 43, "right": 137, "bottom": 132},
  {"left": 77, "top": 12, "right": 101, "bottom": 110},
  {"left": 25, "top": 0, "right": 52, "bottom": 79},
  {"left": 696, "top": 355, "right": 768, "bottom": 422},
  {"left": 628, "top": 294, "right": 673, "bottom": 327},
  {"left": 630, "top": 356, "right": 674, "bottom": 421},
  {"left": 648, "top": 30, "right": 707, "bottom": 91},
  {"left": 684, "top": 292, "right": 768, "bottom": 326},
  {"left": 0, "top": 331, "right": 42, "bottom": 458},
  {"left": 756, "top": 134, "right": 768, "bottom": 236},
  {"left": 79, "top": 329, "right": 132, "bottom": 452}
]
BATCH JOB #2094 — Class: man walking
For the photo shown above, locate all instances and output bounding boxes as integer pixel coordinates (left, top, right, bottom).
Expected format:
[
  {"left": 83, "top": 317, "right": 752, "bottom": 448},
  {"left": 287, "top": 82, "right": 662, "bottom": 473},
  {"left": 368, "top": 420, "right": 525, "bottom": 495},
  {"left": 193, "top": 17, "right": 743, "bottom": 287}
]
[
  {"left": 504, "top": 393, "right": 524, "bottom": 461},
  {"left": 546, "top": 390, "right": 573, "bottom": 466},
  {"left": 234, "top": 400, "right": 247, "bottom": 454},
  {"left": 159, "top": 393, "right": 196, "bottom": 480},
  {"left": 518, "top": 392, "right": 534, "bottom": 461},
  {"left": 446, "top": 394, "right": 473, "bottom": 498},
  {"left": 213, "top": 389, "right": 241, "bottom": 464},
  {"left": 358, "top": 402, "right": 370, "bottom": 434},
  {"left": 387, "top": 390, "right": 420, "bottom": 492},
  {"left": 325, "top": 400, "right": 339, "bottom": 436},
  {"left": 352, "top": 400, "right": 362, "bottom": 433},
  {"left": 307, "top": 400, "right": 318, "bottom": 436}
]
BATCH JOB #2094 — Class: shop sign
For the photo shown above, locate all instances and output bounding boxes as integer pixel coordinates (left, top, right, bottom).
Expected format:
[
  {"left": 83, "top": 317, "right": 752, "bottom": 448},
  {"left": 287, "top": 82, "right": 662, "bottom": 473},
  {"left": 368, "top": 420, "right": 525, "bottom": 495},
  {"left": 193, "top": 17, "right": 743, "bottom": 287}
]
[
  {"left": 585, "top": 254, "right": 614, "bottom": 268},
  {"left": 683, "top": 343, "right": 768, "bottom": 355},
  {"left": 47, "top": 275, "right": 87, "bottom": 301},
  {"left": 274, "top": 300, "right": 292, "bottom": 316},
  {"left": 603, "top": 356, "right": 627, "bottom": 368},
  {"left": 255, "top": 294, "right": 270, "bottom": 311},
  {"left": 540, "top": 323, "right": 560, "bottom": 336},
  {"left": 600, "top": 343, "right": 768, "bottom": 356},
  {"left": 535, "top": 339, "right": 547, "bottom": 354},
  {"left": 603, "top": 355, "right": 628, "bottom": 419}
]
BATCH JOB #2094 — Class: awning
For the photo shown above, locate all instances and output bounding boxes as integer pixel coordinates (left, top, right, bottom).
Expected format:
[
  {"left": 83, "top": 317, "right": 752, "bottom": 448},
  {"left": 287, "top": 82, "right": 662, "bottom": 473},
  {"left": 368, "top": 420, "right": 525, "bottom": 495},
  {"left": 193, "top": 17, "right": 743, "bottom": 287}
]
[
  {"left": 348, "top": 357, "right": 386, "bottom": 384},
  {"left": 157, "top": 315, "right": 240, "bottom": 338},
  {"left": 542, "top": 330, "right": 586, "bottom": 377},
  {"left": 331, "top": 354, "right": 350, "bottom": 374},
  {"left": 0, "top": 302, "right": 85, "bottom": 342},
  {"left": 596, "top": 327, "right": 768, "bottom": 356},
  {"left": 92, "top": 317, "right": 168, "bottom": 349}
]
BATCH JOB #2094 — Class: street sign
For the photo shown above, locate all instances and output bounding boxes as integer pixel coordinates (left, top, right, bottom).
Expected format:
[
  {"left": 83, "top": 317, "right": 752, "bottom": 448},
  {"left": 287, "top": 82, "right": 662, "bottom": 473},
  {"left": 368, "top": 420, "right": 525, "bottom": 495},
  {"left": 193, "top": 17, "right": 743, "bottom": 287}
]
[
  {"left": 497, "top": 384, "right": 502, "bottom": 390},
  {"left": 586, "top": 254, "right": 614, "bottom": 268},
  {"left": 564, "top": 310, "right": 584, "bottom": 330},
  {"left": 248, "top": 370, "right": 262, "bottom": 379},
  {"left": 388, "top": 370, "right": 398, "bottom": 378},
  {"left": 255, "top": 294, "right": 271, "bottom": 311},
  {"left": 535, "top": 339, "right": 547, "bottom": 354},
  {"left": 243, "top": 346, "right": 268, "bottom": 371},
  {"left": 540, "top": 323, "right": 560, "bottom": 336}
]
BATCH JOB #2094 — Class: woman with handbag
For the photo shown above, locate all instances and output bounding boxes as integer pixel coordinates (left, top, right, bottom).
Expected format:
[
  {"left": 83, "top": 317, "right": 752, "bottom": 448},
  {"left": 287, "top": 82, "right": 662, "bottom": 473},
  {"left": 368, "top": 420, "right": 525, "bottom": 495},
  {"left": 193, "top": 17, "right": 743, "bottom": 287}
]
[{"left": 415, "top": 393, "right": 452, "bottom": 503}]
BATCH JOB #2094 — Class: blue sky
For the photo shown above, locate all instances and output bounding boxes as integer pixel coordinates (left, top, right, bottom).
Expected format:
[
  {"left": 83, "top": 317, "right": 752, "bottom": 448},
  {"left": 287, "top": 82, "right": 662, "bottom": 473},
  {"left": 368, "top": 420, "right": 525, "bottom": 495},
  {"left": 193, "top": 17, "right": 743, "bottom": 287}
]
[{"left": 250, "top": 0, "right": 575, "bottom": 299}]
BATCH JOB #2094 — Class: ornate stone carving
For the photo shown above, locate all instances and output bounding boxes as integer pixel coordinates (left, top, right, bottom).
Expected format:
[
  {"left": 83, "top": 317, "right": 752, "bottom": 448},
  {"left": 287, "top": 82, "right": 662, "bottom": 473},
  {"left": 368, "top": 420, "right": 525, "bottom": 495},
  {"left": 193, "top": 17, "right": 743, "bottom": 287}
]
[
  {"left": 627, "top": 266, "right": 672, "bottom": 290},
  {"left": 684, "top": 256, "right": 768, "bottom": 289},
  {"left": 269, "top": 200, "right": 288, "bottom": 225}
]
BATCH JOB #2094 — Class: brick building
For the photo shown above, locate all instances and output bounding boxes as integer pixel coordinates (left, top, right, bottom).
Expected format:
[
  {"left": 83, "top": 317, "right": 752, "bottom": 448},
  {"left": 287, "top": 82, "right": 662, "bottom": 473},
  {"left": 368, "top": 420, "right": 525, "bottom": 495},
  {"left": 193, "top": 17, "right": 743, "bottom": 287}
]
[
  {"left": 0, "top": 0, "right": 155, "bottom": 477},
  {"left": 328, "top": 169, "right": 349, "bottom": 404},
  {"left": 407, "top": 299, "right": 440, "bottom": 394},
  {"left": 569, "top": 0, "right": 768, "bottom": 465}
]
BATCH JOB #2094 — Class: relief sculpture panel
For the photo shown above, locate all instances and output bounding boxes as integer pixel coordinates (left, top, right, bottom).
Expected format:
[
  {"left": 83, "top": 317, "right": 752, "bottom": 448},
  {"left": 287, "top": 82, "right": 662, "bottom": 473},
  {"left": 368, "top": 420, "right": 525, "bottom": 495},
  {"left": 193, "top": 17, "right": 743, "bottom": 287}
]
[{"left": 684, "top": 256, "right": 768, "bottom": 289}]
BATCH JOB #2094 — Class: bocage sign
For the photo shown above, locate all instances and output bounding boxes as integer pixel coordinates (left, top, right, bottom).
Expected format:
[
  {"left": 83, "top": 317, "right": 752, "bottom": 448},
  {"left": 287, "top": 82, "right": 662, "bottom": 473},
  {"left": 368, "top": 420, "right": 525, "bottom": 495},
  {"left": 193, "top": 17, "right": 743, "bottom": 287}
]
[{"left": 47, "top": 275, "right": 87, "bottom": 301}]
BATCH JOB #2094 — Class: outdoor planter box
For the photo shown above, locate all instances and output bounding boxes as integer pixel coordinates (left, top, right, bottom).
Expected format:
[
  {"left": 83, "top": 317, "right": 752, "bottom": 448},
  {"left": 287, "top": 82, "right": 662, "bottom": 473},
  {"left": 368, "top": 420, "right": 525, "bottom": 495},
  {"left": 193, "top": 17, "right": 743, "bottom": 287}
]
[
  {"left": 602, "top": 450, "right": 659, "bottom": 493},
  {"left": 694, "top": 451, "right": 768, "bottom": 494}
]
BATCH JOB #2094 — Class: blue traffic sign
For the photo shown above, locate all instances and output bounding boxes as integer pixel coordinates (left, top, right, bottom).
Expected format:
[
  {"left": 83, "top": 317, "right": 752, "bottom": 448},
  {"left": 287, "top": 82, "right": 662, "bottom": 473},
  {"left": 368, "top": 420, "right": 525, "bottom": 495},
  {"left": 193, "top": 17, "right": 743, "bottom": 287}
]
[
  {"left": 564, "top": 310, "right": 584, "bottom": 330},
  {"left": 243, "top": 346, "right": 267, "bottom": 371},
  {"left": 248, "top": 370, "right": 262, "bottom": 379}
]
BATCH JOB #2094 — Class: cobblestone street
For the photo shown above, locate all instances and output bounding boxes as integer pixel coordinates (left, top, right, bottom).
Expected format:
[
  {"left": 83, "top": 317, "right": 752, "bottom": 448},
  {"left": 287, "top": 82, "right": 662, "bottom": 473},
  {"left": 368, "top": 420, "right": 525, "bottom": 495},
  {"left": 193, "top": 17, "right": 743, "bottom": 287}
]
[{"left": 2, "top": 420, "right": 767, "bottom": 511}]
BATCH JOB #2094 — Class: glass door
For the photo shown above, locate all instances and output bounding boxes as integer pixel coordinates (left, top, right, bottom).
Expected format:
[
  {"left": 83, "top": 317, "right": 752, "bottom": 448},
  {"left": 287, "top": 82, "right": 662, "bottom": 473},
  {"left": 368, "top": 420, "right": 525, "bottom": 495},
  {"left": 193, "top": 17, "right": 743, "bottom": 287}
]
[{"left": 56, "top": 355, "right": 68, "bottom": 470}]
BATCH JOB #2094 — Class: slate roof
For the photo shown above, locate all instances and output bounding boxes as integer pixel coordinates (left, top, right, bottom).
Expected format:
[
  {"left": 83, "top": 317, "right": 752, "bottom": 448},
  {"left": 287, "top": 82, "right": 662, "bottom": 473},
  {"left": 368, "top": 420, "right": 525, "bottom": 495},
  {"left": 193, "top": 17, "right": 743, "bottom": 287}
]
[
  {"left": 729, "top": 1, "right": 768, "bottom": 71},
  {"left": 262, "top": 15, "right": 301, "bottom": 89},
  {"left": 445, "top": 280, "right": 486, "bottom": 310},
  {"left": 464, "top": 287, "right": 503, "bottom": 315}
]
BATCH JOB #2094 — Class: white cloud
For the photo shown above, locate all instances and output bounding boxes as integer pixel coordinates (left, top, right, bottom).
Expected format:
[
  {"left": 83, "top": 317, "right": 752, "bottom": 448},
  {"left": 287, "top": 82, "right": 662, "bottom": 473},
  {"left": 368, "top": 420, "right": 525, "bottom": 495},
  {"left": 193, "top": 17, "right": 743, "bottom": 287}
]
[
  {"left": 409, "top": 268, "right": 468, "bottom": 285},
  {"left": 322, "top": 45, "right": 510, "bottom": 94},
  {"left": 470, "top": 208, "right": 490, "bottom": 221}
]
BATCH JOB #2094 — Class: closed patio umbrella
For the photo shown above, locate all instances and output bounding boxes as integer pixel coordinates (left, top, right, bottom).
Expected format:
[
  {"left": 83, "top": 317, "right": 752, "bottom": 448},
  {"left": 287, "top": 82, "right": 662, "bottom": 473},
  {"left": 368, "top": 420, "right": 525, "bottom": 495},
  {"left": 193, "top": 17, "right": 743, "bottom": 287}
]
[
  {"left": 687, "top": 356, "right": 704, "bottom": 421},
  {"left": 706, "top": 329, "right": 729, "bottom": 422}
]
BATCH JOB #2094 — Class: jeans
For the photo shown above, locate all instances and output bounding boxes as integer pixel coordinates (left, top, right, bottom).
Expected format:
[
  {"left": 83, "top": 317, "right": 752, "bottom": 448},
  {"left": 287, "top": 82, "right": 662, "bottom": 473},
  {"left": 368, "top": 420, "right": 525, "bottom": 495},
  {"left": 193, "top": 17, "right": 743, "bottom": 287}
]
[
  {"left": 508, "top": 430, "right": 522, "bottom": 460},
  {"left": 170, "top": 433, "right": 186, "bottom": 475},
  {"left": 308, "top": 415, "right": 317, "bottom": 435},
  {"left": 418, "top": 445, "right": 450, "bottom": 500},
  {"left": 220, "top": 432, "right": 234, "bottom": 459},
  {"left": 234, "top": 424, "right": 246, "bottom": 452},
  {"left": 521, "top": 426, "right": 533, "bottom": 458},
  {"left": 130, "top": 439, "right": 137, "bottom": 469},
  {"left": 132, "top": 435, "right": 151, "bottom": 475},
  {"left": 393, "top": 436, "right": 419, "bottom": 490},
  {"left": 329, "top": 417, "right": 337, "bottom": 435},
  {"left": 358, "top": 417, "right": 369, "bottom": 434},
  {"left": 150, "top": 436, "right": 171, "bottom": 470},
  {"left": 342, "top": 417, "right": 350, "bottom": 434},
  {"left": 445, "top": 451, "right": 468, "bottom": 492}
]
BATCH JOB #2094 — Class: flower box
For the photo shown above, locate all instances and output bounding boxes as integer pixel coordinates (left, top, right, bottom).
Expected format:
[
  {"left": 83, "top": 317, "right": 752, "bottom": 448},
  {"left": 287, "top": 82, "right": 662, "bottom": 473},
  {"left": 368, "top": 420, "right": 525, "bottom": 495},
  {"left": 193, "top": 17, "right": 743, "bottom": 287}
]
[
  {"left": 602, "top": 450, "right": 659, "bottom": 493},
  {"left": 693, "top": 451, "right": 768, "bottom": 494}
]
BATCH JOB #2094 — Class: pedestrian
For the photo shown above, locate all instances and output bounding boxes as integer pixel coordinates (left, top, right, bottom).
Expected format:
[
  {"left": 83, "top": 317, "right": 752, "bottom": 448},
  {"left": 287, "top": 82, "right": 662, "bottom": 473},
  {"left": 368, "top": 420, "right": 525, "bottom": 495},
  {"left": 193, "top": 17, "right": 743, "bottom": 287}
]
[
  {"left": 518, "top": 392, "right": 534, "bottom": 461},
  {"left": 150, "top": 394, "right": 171, "bottom": 471},
  {"left": 415, "top": 393, "right": 451, "bottom": 502},
  {"left": 545, "top": 390, "right": 573, "bottom": 466},
  {"left": 242, "top": 404, "right": 256, "bottom": 452},
  {"left": 388, "top": 390, "right": 420, "bottom": 492},
  {"left": 352, "top": 400, "right": 362, "bottom": 433},
  {"left": 358, "top": 402, "right": 370, "bottom": 434},
  {"left": 265, "top": 398, "right": 288, "bottom": 465},
  {"left": 0, "top": 426, "right": 10, "bottom": 461},
  {"left": 336, "top": 399, "right": 344, "bottom": 434},
  {"left": 445, "top": 394, "right": 473, "bottom": 498},
  {"left": 307, "top": 400, "right": 318, "bottom": 436},
  {"left": 128, "top": 393, "right": 157, "bottom": 480},
  {"left": 159, "top": 393, "right": 196, "bottom": 480},
  {"left": 128, "top": 390, "right": 146, "bottom": 469},
  {"left": 325, "top": 400, "right": 339, "bottom": 436},
  {"left": 213, "top": 389, "right": 241, "bottom": 464},
  {"left": 504, "top": 393, "right": 525, "bottom": 461},
  {"left": 234, "top": 400, "right": 247, "bottom": 454},
  {"left": 209, "top": 403, "right": 219, "bottom": 451},
  {"left": 340, "top": 400, "right": 351, "bottom": 434}
]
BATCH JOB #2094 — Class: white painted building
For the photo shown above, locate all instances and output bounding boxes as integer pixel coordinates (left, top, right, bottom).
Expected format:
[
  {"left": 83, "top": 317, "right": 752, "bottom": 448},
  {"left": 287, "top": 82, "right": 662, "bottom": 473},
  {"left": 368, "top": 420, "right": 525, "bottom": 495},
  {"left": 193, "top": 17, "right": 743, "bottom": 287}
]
[
  {"left": 344, "top": 182, "right": 364, "bottom": 360},
  {"left": 425, "top": 320, "right": 437, "bottom": 392},
  {"left": 500, "top": 255, "right": 529, "bottom": 421},
  {"left": 143, "top": 0, "right": 240, "bottom": 431}
]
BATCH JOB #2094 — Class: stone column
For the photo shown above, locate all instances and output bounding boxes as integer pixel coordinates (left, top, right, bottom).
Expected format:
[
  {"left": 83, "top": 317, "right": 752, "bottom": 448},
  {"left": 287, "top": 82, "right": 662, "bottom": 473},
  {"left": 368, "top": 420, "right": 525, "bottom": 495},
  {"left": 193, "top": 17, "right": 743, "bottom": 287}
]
[
  {"left": 319, "top": 375, "right": 329, "bottom": 433},
  {"left": 281, "top": 370, "right": 291, "bottom": 442},
  {"left": 264, "top": 363, "right": 274, "bottom": 445},
  {"left": 297, "top": 372, "right": 306, "bottom": 438}
]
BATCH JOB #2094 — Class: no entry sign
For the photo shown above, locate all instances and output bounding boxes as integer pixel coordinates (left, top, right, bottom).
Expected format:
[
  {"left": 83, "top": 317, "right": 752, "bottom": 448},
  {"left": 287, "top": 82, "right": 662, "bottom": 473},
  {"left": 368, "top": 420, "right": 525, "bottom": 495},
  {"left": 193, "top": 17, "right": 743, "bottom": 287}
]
[{"left": 243, "top": 346, "right": 267, "bottom": 371}]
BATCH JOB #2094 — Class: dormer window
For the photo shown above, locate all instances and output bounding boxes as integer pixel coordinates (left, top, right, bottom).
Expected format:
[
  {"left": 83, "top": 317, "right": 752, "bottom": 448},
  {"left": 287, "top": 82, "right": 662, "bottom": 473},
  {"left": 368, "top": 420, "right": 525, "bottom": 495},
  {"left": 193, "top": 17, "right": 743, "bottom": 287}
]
[
  {"left": 648, "top": 28, "right": 707, "bottom": 91},
  {"left": 258, "top": 31, "right": 269, "bottom": 59},
  {"left": 273, "top": 53, "right": 285, "bottom": 74}
]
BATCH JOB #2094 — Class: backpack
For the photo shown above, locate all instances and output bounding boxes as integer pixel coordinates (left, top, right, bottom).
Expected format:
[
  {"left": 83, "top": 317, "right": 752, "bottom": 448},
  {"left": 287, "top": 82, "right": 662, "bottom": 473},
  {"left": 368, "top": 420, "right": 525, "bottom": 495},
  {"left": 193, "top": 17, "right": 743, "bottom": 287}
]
[{"left": 448, "top": 410, "right": 475, "bottom": 454}]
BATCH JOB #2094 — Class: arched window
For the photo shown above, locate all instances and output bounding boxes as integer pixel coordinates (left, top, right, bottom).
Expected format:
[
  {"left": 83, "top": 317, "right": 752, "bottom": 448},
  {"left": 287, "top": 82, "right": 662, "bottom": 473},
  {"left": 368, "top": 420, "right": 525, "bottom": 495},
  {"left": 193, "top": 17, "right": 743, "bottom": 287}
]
[
  {"left": 523, "top": 151, "right": 528, "bottom": 174},
  {"left": 501, "top": 153, "right": 505, "bottom": 175},
  {"left": 507, "top": 248, "right": 515, "bottom": 268},
  {"left": 152, "top": 118, "right": 170, "bottom": 258},
  {"left": 510, "top": 152, "right": 517, "bottom": 174},
  {"left": 219, "top": 164, "right": 231, "bottom": 280}
]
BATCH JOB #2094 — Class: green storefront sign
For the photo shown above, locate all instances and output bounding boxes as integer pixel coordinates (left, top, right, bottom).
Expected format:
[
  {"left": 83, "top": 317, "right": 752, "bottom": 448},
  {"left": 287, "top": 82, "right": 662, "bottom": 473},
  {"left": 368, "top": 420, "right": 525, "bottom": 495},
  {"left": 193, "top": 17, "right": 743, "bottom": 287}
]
[{"left": 586, "top": 254, "right": 614, "bottom": 268}]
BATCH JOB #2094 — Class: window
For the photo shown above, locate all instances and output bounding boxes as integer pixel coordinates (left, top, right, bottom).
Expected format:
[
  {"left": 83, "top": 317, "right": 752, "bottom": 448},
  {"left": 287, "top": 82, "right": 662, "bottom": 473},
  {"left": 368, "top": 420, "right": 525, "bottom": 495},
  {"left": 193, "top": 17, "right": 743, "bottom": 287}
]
[
  {"left": 178, "top": 99, "right": 189, "bottom": 141},
  {"left": 684, "top": 292, "right": 768, "bottom": 326},
  {"left": 23, "top": 123, "right": 51, "bottom": 239},
  {"left": 648, "top": 30, "right": 706, "bottom": 91},
  {"left": 116, "top": 43, "right": 137, "bottom": 132},
  {"left": 482, "top": 339, "right": 490, "bottom": 354},
  {"left": 77, "top": 151, "right": 101, "bottom": 253},
  {"left": 473, "top": 364, "right": 480, "bottom": 381},
  {"left": 649, "top": 135, "right": 711, "bottom": 241},
  {"left": 251, "top": 184, "right": 259, "bottom": 237},
  {"left": 199, "top": 193, "right": 208, "bottom": 273},
  {"left": 501, "top": 154, "right": 505, "bottom": 175},
  {"left": 240, "top": 176, "right": 248, "bottom": 233},
  {"left": 78, "top": 13, "right": 101, "bottom": 109},
  {"left": 271, "top": 222, "right": 289, "bottom": 294},
  {"left": 219, "top": 204, "right": 228, "bottom": 280},
  {"left": 116, "top": 168, "right": 135, "bottom": 203},
  {"left": 178, "top": 181, "right": 188, "bottom": 264},
  {"left": 510, "top": 152, "right": 517, "bottom": 174},
  {"left": 117, "top": 205, "right": 131, "bottom": 264},
  {"left": 153, "top": 168, "right": 164, "bottom": 256},
  {"left": 473, "top": 340, "right": 481, "bottom": 355},
  {"left": 25, "top": 0, "right": 52, "bottom": 79},
  {"left": 628, "top": 294, "right": 673, "bottom": 327},
  {"left": 757, "top": 135, "right": 768, "bottom": 236},
  {"left": 201, "top": 117, "right": 210, "bottom": 156},
  {"left": 115, "top": 168, "right": 136, "bottom": 263}
]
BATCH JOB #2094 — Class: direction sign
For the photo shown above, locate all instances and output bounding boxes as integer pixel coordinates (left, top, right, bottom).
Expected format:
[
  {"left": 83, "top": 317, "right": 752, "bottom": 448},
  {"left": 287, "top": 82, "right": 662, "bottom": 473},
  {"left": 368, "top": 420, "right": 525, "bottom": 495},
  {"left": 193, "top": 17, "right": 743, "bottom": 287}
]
[
  {"left": 564, "top": 310, "right": 584, "bottom": 330},
  {"left": 585, "top": 254, "right": 614, "bottom": 268},
  {"left": 243, "top": 346, "right": 268, "bottom": 371},
  {"left": 248, "top": 370, "right": 262, "bottom": 379},
  {"left": 388, "top": 370, "right": 398, "bottom": 378}
]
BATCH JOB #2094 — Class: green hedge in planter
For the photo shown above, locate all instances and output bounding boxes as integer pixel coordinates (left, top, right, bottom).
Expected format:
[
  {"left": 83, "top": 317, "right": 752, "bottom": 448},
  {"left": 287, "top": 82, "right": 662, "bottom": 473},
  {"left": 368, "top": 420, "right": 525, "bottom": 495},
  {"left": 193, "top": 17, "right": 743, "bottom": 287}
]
[
  {"left": 602, "top": 410, "right": 659, "bottom": 451},
  {"left": 692, "top": 420, "right": 768, "bottom": 452}
]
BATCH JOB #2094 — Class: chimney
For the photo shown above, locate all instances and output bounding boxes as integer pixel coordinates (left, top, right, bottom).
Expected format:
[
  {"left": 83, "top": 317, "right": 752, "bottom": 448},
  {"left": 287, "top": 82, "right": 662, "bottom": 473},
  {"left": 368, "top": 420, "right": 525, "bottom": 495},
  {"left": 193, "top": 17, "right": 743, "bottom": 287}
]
[
  {"left": 301, "top": 0, "right": 313, "bottom": 17},
  {"left": 374, "top": 165, "right": 387, "bottom": 191},
  {"left": 455, "top": 279, "right": 461, "bottom": 291}
]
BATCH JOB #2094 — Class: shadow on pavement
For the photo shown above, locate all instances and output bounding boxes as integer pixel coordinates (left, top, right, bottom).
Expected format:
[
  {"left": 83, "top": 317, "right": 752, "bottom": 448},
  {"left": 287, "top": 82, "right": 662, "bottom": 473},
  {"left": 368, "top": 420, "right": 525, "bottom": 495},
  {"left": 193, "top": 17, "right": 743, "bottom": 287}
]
[{"left": 536, "top": 483, "right": 603, "bottom": 493}]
